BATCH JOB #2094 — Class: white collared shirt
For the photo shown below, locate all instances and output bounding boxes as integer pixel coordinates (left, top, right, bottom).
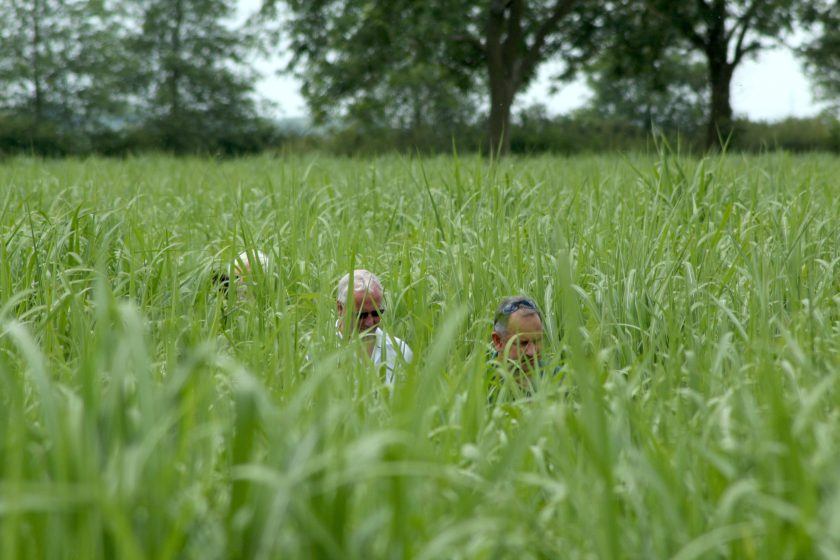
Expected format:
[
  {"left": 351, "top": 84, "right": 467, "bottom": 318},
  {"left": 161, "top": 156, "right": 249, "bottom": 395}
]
[
  {"left": 371, "top": 327, "right": 413, "bottom": 386},
  {"left": 337, "top": 323, "right": 413, "bottom": 386}
]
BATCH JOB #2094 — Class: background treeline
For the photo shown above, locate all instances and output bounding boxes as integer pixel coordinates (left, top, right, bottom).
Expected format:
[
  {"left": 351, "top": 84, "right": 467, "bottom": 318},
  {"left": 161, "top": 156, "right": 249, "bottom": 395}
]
[
  {"left": 3, "top": 0, "right": 840, "bottom": 156},
  {"left": 0, "top": 0, "right": 280, "bottom": 156},
  {"left": 301, "top": 110, "right": 840, "bottom": 156}
]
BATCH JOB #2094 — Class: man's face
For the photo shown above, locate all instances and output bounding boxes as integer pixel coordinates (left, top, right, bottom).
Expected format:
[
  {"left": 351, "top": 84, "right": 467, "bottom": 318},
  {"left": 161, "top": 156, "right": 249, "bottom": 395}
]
[
  {"left": 492, "top": 310, "right": 544, "bottom": 372},
  {"left": 338, "top": 287, "right": 384, "bottom": 336}
]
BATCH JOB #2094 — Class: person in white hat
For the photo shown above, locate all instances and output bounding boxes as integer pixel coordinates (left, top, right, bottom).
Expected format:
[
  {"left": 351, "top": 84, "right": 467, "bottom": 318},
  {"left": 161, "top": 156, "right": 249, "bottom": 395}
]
[
  {"left": 234, "top": 250, "right": 269, "bottom": 277},
  {"left": 213, "top": 249, "right": 270, "bottom": 301}
]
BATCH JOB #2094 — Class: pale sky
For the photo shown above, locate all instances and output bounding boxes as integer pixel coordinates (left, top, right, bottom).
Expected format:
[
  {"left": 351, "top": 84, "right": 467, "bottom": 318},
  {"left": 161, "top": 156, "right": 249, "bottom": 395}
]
[{"left": 239, "top": 1, "right": 824, "bottom": 122}]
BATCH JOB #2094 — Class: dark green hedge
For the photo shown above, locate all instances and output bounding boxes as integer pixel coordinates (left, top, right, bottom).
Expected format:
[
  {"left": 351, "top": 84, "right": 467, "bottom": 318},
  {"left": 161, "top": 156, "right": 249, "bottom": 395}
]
[{"left": 3, "top": 112, "right": 840, "bottom": 157}]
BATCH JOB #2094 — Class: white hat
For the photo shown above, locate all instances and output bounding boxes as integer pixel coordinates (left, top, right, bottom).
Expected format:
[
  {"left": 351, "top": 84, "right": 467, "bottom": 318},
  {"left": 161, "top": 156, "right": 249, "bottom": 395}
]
[{"left": 234, "top": 250, "right": 269, "bottom": 277}]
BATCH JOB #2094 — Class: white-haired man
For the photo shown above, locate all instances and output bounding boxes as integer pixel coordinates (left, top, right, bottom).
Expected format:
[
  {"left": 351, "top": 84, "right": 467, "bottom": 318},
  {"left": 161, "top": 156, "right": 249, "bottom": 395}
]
[{"left": 336, "top": 269, "right": 413, "bottom": 385}]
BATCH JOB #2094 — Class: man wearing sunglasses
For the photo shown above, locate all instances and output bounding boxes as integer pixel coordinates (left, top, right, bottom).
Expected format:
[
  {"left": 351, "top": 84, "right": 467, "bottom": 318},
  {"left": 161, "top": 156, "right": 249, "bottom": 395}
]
[
  {"left": 489, "top": 295, "right": 552, "bottom": 398},
  {"left": 336, "top": 269, "right": 413, "bottom": 385}
]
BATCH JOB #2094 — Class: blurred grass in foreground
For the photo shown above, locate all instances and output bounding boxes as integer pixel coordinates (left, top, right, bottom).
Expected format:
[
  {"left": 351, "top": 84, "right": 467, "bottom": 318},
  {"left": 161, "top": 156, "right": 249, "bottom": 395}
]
[{"left": 1, "top": 152, "right": 840, "bottom": 559}]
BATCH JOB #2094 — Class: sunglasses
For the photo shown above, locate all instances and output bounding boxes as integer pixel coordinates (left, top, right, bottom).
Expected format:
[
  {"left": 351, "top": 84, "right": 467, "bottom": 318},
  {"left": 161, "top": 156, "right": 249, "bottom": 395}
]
[
  {"left": 499, "top": 298, "right": 538, "bottom": 316},
  {"left": 494, "top": 297, "right": 540, "bottom": 326},
  {"left": 355, "top": 308, "right": 384, "bottom": 321}
]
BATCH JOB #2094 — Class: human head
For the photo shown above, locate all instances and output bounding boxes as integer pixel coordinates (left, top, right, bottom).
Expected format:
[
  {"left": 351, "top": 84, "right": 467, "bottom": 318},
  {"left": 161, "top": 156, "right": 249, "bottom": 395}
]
[
  {"left": 491, "top": 296, "right": 544, "bottom": 372},
  {"left": 212, "top": 250, "right": 269, "bottom": 299},
  {"left": 234, "top": 250, "right": 269, "bottom": 278},
  {"left": 336, "top": 269, "right": 385, "bottom": 336}
]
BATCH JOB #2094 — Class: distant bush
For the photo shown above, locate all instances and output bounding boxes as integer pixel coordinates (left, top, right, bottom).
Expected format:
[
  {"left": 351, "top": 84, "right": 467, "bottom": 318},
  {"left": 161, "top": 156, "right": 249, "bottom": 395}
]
[
  {"left": 506, "top": 103, "right": 706, "bottom": 155},
  {"left": 3, "top": 108, "right": 840, "bottom": 157},
  {"left": 116, "top": 115, "right": 286, "bottom": 156},
  {"left": 731, "top": 115, "right": 840, "bottom": 153},
  {"left": 317, "top": 122, "right": 484, "bottom": 156},
  {"left": 0, "top": 115, "right": 84, "bottom": 157},
  {"left": 508, "top": 111, "right": 840, "bottom": 155},
  {"left": 0, "top": 113, "right": 287, "bottom": 158},
  {"left": 509, "top": 114, "right": 691, "bottom": 154}
]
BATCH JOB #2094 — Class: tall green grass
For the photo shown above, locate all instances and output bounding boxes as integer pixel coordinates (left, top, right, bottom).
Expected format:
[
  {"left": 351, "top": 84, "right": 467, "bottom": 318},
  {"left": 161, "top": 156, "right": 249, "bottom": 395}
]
[{"left": 1, "top": 152, "right": 839, "bottom": 558}]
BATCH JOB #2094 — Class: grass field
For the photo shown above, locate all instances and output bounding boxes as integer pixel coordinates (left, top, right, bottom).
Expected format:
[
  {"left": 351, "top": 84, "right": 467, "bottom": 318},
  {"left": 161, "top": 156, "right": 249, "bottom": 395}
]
[{"left": 1, "top": 152, "right": 840, "bottom": 559}]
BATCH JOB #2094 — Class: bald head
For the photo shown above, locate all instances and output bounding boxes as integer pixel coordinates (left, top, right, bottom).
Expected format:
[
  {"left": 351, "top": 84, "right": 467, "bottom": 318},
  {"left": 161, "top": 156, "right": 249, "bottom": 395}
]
[
  {"left": 493, "top": 296, "right": 542, "bottom": 336},
  {"left": 492, "top": 296, "right": 544, "bottom": 372}
]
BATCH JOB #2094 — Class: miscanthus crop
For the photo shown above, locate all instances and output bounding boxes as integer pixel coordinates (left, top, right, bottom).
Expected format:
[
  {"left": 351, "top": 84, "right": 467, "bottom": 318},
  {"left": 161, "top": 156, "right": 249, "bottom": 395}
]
[{"left": 1, "top": 152, "right": 839, "bottom": 559}]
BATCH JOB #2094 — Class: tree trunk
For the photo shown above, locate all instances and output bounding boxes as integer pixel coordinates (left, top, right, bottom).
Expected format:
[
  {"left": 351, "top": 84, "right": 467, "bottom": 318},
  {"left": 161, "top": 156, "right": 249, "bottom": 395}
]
[
  {"left": 32, "top": 0, "right": 44, "bottom": 124},
  {"left": 168, "top": 0, "right": 183, "bottom": 119},
  {"left": 485, "top": 0, "right": 522, "bottom": 155},
  {"left": 704, "top": 1, "right": 733, "bottom": 150},
  {"left": 705, "top": 57, "right": 733, "bottom": 150},
  {"left": 488, "top": 73, "right": 515, "bottom": 155}
]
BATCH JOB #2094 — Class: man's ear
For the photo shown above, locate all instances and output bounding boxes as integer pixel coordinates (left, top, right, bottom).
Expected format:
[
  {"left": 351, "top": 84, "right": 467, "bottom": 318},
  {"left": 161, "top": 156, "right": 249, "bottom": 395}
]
[
  {"left": 337, "top": 301, "right": 344, "bottom": 315},
  {"left": 491, "top": 332, "right": 504, "bottom": 352}
]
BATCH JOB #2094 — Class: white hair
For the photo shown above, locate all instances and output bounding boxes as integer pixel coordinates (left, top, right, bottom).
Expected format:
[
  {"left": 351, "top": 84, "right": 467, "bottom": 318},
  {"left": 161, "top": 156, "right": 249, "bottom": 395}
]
[{"left": 337, "top": 269, "right": 383, "bottom": 304}]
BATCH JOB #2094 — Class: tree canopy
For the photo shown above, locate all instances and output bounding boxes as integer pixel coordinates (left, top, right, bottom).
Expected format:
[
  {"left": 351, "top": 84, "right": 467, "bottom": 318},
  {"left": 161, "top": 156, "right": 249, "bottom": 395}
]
[
  {"left": 592, "top": 0, "right": 802, "bottom": 147},
  {"left": 0, "top": 0, "right": 838, "bottom": 155},
  {"left": 583, "top": 48, "right": 707, "bottom": 136},
  {"left": 0, "top": 0, "right": 271, "bottom": 155},
  {"left": 127, "top": 0, "right": 266, "bottom": 152},
  {"left": 267, "top": 0, "right": 603, "bottom": 153},
  {"left": 0, "top": 0, "right": 128, "bottom": 130},
  {"left": 801, "top": 2, "right": 840, "bottom": 115},
  {"left": 625, "top": 0, "right": 799, "bottom": 148}
]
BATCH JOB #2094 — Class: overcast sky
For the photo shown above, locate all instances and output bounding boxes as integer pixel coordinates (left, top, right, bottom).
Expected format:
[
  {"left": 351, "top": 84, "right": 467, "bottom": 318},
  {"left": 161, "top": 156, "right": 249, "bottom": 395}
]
[{"left": 239, "top": 1, "right": 825, "bottom": 122}]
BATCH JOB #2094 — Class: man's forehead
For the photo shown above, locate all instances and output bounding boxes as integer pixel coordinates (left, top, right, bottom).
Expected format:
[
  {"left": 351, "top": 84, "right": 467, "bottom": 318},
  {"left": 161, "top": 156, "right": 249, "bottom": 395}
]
[
  {"left": 507, "top": 310, "right": 543, "bottom": 334},
  {"left": 351, "top": 287, "right": 382, "bottom": 304}
]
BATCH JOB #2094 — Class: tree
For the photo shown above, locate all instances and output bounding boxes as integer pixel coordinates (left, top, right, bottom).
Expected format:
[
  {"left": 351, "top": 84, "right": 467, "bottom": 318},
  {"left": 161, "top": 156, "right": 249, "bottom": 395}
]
[
  {"left": 583, "top": 49, "right": 707, "bottom": 137},
  {"left": 264, "top": 0, "right": 601, "bottom": 154},
  {"left": 0, "top": 0, "right": 129, "bottom": 131},
  {"left": 800, "top": 2, "right": 840, "bottom": 114},
  {"left": 634, "top": 0, "right": 799, "bottom": 148},
  {"left": 127, "top": 0, "right": 266, "bottom": 153}
]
